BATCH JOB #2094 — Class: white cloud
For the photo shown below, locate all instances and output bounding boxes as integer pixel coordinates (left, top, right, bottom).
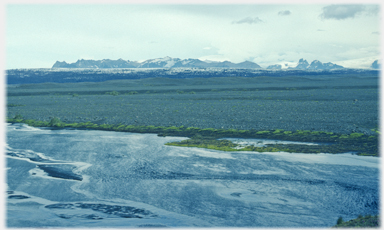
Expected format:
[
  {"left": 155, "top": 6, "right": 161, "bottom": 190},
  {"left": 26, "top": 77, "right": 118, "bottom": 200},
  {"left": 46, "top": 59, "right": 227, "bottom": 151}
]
[
  {"left": 278, "top": 10, "right": 291, "bottom": 16},
  {"left": 232, "top": 17, "right": 263, "bottom": 24},
  {"left": 319, "top": 4, "right": 372, "bottom": 20},
  {"left": 333, "top": 56, "right": 380, "bottom": 69}
]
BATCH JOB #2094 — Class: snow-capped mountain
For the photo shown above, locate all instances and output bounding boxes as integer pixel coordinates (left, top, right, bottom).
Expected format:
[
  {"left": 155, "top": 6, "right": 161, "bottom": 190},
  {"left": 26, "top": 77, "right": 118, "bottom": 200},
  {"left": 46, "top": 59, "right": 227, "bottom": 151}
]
[
  {"left": 295, "top": 58, "right": 310, "bottom": 69},
  {"left": 52, "top": 57, "right": 346, "bottom": 70},
  {"left": 321, "top": 62, "right": 344, "bottom": 70},
  {"left": 308, "top": 60, "right": 324, "bottom": 69},
  {"left": 52, "top": 57, "right": 262, "bottom": 69},
  {"left": 288, "top": 59, "right": 344, "bottom": 70},
  {"left": 371, "top": 60, "right": 380, "bottom": 69},
  {"left": 137, "top": 56, "right": 180, "bottom": 68},
  {"left": 266, "top": 64, "right": 282, "bottom": 70},
  {"left": 53, "top": 58, "right": 140, "bottom": 68}
]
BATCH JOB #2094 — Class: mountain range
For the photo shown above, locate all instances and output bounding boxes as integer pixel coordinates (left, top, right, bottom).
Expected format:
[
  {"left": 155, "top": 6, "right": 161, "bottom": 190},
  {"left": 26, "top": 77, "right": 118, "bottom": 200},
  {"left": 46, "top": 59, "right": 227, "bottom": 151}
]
[
  {"left": 52, "top": 57, "right": 262, "bottom": 69},
  {"left": 52, "top": 57, "right": 355, "bottom": 70}
]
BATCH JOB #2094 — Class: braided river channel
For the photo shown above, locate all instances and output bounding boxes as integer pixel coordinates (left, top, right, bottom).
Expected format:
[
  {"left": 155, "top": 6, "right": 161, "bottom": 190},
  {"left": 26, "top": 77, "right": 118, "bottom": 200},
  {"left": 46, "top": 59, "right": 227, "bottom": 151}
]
[{"left": 6, "top": 123, "right": 379, "bottom": 228}]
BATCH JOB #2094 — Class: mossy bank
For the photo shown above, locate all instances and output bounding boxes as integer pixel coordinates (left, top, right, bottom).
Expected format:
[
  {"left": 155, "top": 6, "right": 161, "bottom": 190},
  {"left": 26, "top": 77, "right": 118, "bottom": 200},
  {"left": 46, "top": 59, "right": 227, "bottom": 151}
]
[
  {"left": 7, "top": 116, "right": 379, "bottom": 156},
  {"left": 334, "top": 215, "right": 379, "bottom": 228}
]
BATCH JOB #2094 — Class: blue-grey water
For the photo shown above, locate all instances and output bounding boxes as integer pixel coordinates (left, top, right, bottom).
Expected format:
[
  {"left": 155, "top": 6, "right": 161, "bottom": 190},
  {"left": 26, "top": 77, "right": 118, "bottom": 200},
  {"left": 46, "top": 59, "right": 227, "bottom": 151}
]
[{"left": 6, "top": 123, "right": 379, "bottom": 227}]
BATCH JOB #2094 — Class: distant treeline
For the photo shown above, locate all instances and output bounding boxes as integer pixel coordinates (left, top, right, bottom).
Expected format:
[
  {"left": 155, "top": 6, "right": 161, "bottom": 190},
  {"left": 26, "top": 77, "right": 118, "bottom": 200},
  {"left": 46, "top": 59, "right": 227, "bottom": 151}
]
[{"left": 6, "top": 68, "right": 379, "bottom": 84}]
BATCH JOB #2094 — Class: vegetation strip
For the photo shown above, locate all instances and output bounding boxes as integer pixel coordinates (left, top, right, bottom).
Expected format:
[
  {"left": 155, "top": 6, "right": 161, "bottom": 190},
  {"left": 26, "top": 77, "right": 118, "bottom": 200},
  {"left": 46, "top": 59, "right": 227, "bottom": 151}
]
[
  {"left": 7, "top": 115, "right": 378, "bottom": 156},
  {"left": 333, "top": 215, "right": 379, "bottom": 228}
]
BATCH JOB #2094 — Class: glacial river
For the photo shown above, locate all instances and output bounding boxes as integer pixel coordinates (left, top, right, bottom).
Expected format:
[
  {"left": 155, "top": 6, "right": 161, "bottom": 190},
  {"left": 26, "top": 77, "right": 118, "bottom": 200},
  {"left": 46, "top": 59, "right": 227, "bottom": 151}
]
[{"left": 6, "top": 123, "right": 379, "bottom": 227}]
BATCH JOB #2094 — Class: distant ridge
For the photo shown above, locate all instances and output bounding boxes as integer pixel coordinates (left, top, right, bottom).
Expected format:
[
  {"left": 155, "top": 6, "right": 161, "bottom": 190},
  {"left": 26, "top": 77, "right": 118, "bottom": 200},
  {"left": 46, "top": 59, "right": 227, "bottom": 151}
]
[
  {"left": 287, "top": 58, "right": 344, "bottom": 70},
  {"left": 53, "top": 57, "right": 382, "bottom": 70},
  {"left": 52, "top": 58, "right": 140, "bottom": 69},
  {"left": 52, "top": 57, "right": 262, "bottom": 69}
]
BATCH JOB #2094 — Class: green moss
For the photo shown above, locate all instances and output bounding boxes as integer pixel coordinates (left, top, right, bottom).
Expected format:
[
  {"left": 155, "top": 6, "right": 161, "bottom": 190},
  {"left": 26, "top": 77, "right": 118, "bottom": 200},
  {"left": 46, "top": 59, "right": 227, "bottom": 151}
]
[
  {"left": 349, "top": 133, "right": 364, "bottom": 138},
  {"left": 333, "top": 215, "right": 379, "bottom": 228},
  {"left": 295, "top": 130, "right": 311, "bottom": 135},
  {"left": 256, "top": 131, "right": 270, "bottom": 134},
  {"left": 273, "top": 129, "right": 284, "bottom": 134},
  {"left": 165, "top": 139, "right": 239, "bottom": 152}
]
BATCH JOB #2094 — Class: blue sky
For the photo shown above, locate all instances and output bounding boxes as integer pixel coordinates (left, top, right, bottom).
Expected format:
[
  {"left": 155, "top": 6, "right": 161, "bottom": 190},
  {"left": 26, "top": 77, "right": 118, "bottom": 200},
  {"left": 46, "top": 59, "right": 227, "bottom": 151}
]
[{"left": 5, "top": 3, "right": 381, "bottom": 69}]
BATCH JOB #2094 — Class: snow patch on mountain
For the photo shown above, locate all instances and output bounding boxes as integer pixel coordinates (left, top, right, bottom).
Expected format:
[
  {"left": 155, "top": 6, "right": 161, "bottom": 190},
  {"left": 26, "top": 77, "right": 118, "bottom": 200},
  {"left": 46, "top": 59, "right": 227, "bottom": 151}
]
[{"left": 164, "top": 60, "right": 176, "bottom": 68}]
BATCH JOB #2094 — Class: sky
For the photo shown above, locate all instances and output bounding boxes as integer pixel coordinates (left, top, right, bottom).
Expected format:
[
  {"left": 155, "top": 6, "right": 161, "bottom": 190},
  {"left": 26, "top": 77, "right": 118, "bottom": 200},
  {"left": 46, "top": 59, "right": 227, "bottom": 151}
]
[{"left": 4, "top": 3, "right": 382, "bottom": 69}]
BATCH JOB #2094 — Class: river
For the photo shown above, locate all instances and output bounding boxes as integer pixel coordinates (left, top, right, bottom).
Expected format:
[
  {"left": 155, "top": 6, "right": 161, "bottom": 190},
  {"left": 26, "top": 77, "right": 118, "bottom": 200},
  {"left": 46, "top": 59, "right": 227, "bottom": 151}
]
[{"left": 6, "top": 123, "right": 379, "bottom": 227}]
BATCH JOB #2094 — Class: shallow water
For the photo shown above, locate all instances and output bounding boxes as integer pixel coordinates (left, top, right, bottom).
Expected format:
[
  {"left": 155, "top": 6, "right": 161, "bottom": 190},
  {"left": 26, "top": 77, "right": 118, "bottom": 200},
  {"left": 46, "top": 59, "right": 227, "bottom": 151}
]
[{"left": 6, "top": 123, "right": 379, "bottom": 227}]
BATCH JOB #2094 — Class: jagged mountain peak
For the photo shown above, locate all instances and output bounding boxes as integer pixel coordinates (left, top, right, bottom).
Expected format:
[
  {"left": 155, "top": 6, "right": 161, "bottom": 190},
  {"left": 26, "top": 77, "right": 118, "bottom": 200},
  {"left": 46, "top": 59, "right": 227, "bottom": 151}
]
[
  {"left": 295, "top": 58, "right": 309, "bottom": 69},
  {"left": 293, "top": 59, "right": 344, "bottom": 70},
  {"left": 308, "top": 60, "right": 324, "bottom": 69},
  {"left": 298, "top": 58, "right": 308, "bottom": 63},
  {"left": 371, "top": 60, "right": 380, "bottom": 69}
]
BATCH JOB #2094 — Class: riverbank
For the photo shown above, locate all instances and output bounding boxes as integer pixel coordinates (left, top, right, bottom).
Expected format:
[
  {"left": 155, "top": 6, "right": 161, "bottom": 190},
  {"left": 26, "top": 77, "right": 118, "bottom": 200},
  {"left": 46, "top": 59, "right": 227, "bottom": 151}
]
[{"left": 6, "top": 116, "right": 379, "bottom": 156}]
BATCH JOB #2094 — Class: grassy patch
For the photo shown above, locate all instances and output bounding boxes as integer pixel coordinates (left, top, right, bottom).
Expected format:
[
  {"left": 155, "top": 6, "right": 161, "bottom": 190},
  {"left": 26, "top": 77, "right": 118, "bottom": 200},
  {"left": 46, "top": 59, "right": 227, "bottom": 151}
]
[
  {"left": 165, "top": 138, "right": 378, "bottom": 155},
  {"left": 333, "top": 215, "right": 379, "bottom": 228}
]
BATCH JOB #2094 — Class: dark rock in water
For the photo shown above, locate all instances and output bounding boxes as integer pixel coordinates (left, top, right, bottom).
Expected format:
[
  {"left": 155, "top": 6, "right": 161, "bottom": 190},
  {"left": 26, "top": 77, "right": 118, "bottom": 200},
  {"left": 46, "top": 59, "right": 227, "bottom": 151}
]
[
  {"left": 45, "top": 203, "right": 75, "bottom": 209},
  {"left": 82, "top": 214, "right": 103, "bottom": 220},
  {"left": 57, "top": 214, "right": 72, "bottom": 219},
  {"left": 230, "top": 192, "right": 242, "bottom": 197},
  {"left": 57, "top": 213, "right": 103, "bottom": 220},
  {"left": 46, "top": 202, "right": 155, "bottom": 219},
  {"left": 37, "top": 165, "right": 83, "bottom": 181},
  {"left": 8, "top": 195, "right": 30, "bottom": 199}
]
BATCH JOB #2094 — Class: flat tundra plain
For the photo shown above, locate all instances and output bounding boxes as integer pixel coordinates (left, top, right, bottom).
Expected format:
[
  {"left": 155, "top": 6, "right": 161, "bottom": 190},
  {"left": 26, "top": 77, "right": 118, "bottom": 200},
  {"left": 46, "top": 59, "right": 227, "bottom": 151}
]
[{"left": 7, "top": 74, "right": 378, "bottom": 135}]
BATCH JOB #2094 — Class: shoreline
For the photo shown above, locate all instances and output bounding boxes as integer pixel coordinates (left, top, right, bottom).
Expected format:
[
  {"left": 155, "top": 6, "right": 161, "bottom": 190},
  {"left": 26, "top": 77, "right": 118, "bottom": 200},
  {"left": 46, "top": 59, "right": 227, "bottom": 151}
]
[{"left": 6, "top": 117, "right": 379, "bottom": 156}]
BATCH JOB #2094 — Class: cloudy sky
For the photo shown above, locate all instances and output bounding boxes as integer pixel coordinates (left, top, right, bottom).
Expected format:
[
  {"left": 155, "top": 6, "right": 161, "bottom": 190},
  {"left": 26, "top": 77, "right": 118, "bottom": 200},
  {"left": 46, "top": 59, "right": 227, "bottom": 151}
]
[{"left": 5, "top": 3, "right": 381, "bottom": 69}]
